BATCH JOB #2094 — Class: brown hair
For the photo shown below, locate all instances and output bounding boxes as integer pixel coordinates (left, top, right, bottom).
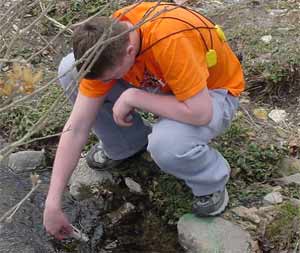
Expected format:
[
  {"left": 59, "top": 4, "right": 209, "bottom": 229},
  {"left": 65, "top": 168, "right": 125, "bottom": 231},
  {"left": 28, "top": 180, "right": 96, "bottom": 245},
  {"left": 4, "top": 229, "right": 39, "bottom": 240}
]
[{"left": 72, "top": 16, "right": 130, "bottom": 79}]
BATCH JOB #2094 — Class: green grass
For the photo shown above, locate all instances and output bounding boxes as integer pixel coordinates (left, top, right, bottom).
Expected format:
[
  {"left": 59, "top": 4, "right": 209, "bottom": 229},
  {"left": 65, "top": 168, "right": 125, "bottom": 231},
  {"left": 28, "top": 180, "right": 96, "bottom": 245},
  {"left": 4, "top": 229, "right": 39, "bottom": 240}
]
[
  {"left": 0, "top": 85, "right": 71, "bottom": 143},
  {"left": 265, "top": 202, "right": 300, "bottom": 251}
]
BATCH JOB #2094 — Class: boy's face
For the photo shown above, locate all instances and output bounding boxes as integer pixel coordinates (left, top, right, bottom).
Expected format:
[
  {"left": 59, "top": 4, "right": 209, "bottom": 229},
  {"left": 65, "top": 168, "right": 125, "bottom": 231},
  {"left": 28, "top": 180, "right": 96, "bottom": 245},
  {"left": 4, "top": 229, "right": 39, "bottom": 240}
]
[{"left": 99, "top": 44, "right": 136, "bottom": 83}]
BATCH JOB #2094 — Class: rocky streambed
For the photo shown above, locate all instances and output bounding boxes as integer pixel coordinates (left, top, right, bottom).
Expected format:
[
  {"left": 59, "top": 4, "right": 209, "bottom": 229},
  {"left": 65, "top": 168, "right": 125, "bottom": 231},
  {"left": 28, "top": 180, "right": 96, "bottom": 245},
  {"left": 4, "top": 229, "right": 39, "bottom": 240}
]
[{"left": 0, "top": 149, "right": 184, "bottom": 253}]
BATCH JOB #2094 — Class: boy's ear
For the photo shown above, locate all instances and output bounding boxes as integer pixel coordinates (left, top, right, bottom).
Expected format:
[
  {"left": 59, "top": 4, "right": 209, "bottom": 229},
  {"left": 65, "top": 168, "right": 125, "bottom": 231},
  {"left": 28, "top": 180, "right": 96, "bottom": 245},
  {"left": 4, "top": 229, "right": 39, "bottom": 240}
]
[{"left": 126, "top": 44, "right": 135, "bottom": 57}]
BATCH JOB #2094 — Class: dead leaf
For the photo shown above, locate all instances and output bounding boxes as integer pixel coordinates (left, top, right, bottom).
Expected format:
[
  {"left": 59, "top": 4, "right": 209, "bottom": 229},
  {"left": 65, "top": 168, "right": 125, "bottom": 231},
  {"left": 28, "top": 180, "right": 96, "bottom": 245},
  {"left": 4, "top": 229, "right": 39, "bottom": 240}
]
[
  {"left": 32, "top": 70, "right": 43, "bottom": 84},
  {"left": 22, "top": 67, "right": 33, "bottom": 85},
  {"left": 253, "top": 108, "right": 268, "bottom": 120},
  {"left": 12, "top": 63, "right": 23, "bottom": 80}
]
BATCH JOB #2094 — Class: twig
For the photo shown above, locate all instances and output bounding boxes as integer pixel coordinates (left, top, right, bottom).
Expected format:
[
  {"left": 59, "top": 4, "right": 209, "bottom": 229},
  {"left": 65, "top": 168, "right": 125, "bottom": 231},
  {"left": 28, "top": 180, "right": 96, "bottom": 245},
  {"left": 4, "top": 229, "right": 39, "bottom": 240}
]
[
  {"left": 0, "top": 1, "right": 178, "bottom": 158},
  {"left": 0, "top": 58, "right": 27, "bottom": 63},
  {"left": 21, "top": 128, "right": 72, "bottom": 146},
  {"left": 239, "top": 105, "right": 261, "bottom": 129},
  {"left": 19, "top": 2, "right": 54, "bottom": 35},
  {"left": 70, "top": 225, "right": 89, "bottom": 242},
  {"left": 0, "top": 180, "right": 41, "bottom": 223},
  {"left": 38, "top": 0, "right": 73, "bottom": 34},
  {"left": 293, "top": 239, "right": 299, "bottom": 253}
]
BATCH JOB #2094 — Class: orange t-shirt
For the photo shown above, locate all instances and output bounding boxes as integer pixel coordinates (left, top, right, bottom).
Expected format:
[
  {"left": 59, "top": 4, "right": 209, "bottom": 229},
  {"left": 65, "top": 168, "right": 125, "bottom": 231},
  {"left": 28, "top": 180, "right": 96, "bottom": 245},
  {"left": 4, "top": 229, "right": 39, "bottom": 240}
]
[{"left": 79, "top": 2, "right": 245, "bottom": 101}]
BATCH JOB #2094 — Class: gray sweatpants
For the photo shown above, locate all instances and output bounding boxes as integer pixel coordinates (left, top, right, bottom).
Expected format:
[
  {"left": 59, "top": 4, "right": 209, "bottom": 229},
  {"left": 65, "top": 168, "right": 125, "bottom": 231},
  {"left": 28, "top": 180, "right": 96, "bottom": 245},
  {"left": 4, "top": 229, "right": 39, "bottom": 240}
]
[{"left": 58, "top": 53, "right": 239, "bottom": 196}]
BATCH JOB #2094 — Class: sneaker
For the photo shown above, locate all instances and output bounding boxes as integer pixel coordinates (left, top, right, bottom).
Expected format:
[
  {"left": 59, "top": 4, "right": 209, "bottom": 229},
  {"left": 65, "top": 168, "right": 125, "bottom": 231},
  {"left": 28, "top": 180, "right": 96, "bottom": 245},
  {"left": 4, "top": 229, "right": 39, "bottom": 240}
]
[
  {"left": 86, "top": 142, "right": 147, "bottom": 171},
  {"left": 192, "top": 188, "right": 229, "bottom": 217}
]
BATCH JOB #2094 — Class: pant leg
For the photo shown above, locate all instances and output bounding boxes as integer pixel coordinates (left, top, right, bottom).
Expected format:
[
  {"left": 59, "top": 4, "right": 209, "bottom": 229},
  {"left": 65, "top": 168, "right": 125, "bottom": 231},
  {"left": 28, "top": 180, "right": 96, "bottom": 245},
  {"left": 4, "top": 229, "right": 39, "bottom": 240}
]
[
  {"left": 58, "top": 52, "right": 151, "bottom": 160},
  {"left": 147, "top": 89, "right": 239, "bottom": 196}
]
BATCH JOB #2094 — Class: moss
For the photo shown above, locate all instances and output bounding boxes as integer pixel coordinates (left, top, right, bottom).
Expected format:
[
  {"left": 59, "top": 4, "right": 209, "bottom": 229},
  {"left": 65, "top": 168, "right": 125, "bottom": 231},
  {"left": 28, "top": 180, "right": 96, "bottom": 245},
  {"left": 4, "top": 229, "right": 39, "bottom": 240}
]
[{"left": 264, "top": 202, "right": 300, "bottom": 251}]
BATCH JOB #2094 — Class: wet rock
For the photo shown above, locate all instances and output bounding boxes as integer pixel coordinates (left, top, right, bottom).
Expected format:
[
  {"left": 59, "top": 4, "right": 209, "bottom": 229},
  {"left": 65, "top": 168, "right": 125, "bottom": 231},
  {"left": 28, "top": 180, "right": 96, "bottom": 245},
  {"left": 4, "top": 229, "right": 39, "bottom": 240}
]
[
  {"left": 279, "top": 173, "right": 300, "bottom": 186},
  {"left": 69, "top": 158, "right": 114, "bottom": 199},
  {"left": 0, "top": 168, "right": 56, "bottom": 253},
  {"left": 125, "top": 177, "right": 143, "bottom": 194},
  {"left": 231, "top": 206, "right": 261, "bottom": 224},
  {"left": 263, "top": 192, "right": 283, "bottom": 205},
  {"left": 8, "top": 150, "right": 45, "bottom": 172},
  {"left": 177, "top": 214, "right": 252, "bottom": 253},
  {"left": 91, "top": 225, "right": 104, "bottom": 249},
  {"left": 107, "top": 202, "right": 136, "bottom": 225}
]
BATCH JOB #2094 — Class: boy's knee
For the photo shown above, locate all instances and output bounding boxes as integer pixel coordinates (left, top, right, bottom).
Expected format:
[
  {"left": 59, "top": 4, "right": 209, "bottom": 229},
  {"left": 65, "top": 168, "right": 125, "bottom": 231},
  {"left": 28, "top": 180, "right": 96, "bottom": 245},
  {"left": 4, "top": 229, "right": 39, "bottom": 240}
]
[{"left": 147, "top": 127, "right": 207, "bottom": 169}]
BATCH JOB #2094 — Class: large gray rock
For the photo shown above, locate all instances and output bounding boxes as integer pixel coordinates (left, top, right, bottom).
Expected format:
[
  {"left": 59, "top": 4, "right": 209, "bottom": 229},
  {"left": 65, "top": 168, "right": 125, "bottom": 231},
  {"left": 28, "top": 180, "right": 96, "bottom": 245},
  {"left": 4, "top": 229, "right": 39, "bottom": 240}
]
[
  {"left": 8, "top": 150, "right": 45, "bottom": 172},
  {"left": 69, "top": 158, "right": 114, "bottom": 199},
  {"left": 177, "top": 214, "right": 252, "bottom": 253}
]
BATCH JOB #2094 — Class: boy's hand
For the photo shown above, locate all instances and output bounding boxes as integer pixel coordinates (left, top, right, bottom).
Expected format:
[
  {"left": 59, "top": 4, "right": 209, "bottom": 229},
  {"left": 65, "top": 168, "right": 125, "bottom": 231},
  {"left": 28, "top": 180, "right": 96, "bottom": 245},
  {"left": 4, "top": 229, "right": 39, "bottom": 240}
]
[
  {"left": 43, "top": 205, "right": 73, "bottom": 240},
  {"left": 113, "top": 89, "right": 134, "bottom": 127}
]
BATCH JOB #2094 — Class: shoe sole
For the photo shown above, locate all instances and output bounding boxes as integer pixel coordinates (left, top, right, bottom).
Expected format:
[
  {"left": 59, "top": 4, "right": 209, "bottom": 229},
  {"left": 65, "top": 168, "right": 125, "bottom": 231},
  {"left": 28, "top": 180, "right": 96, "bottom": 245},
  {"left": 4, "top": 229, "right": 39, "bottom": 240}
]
[{"left": 208, "top": 188, "right": 229, "bottom": 216}]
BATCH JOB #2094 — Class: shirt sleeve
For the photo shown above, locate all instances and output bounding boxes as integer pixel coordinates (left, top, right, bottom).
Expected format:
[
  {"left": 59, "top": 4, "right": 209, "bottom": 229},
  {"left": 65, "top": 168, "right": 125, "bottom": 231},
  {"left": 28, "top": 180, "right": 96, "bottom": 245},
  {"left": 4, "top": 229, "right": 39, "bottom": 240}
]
[
  {"left": 79, "top": 79, "right": 116, "bottom": 97},
  {"left": 153, "top": 35, "right": 210, "bottom": 101}
]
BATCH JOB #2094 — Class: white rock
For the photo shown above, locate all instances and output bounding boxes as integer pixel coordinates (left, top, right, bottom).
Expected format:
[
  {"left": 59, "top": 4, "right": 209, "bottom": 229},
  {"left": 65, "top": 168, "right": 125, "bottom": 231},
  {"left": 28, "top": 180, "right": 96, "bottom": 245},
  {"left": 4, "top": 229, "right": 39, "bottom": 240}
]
[
  {"left": 125, "top": 177, "right": 143, "bottom": 193},
  {"left": 177, "top": 214, "right": 252, "bottom": 253},
  {"left": 69, "top": 158, "right": 114, "bottom": 198},
  {"left": 263, "top": 192, "right": 283, "bottom": 205},
  {"left": 269, "top": 9, "right": 288, "bottom": 16},
  {"left": 268, "top": 109, "right": 287, "bottom": 123},
  {"left": 261, "top": 35, "right": 272, "bottom": 43},
  {"left": 231, "top": 206, "right": 261, "bottom": 224}
]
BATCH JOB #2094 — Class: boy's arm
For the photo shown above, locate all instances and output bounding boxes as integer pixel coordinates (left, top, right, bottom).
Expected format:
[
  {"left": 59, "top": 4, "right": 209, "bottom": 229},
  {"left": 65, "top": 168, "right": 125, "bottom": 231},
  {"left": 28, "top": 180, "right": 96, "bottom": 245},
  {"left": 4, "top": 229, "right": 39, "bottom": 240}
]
[
  {"left": 44, "top": 92, "right": 105, "bottom": 239},
  {"left": 113, "top": 87, "right": 213, "bottom": 126}
]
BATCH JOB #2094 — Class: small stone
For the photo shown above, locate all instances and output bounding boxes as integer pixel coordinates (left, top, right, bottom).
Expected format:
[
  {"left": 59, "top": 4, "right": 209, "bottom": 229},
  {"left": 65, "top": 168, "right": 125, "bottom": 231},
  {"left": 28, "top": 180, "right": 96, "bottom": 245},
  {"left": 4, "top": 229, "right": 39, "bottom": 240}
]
[
  {"left": 263, "top": 192, "right": 283, "bottom": 205},
  {"left": 8, "top": 150, "right": 45, "bottom": 172},
  {"left": 239, "top": 97, "right": 250, "bottom": 104},
  {"left": 279, "top": 157, "right": 300, "bottom": 176},
  {"left": 231, "top": 206, "right": 261, "bottom": 224},
  {"left": 261, "top": 35, "right": 272, "bottom": 43},
  {"left": 125, "top": 177, "right": 143, "bottom": 194},
  {"left": 107, "top": 202, "right": 135, "bottom": 225},
  {"left": 268, "top": 109, "right": 287, "bottom": 123},
  {"left": 42, "top": 50, "right": 49, "bottom": 56},
  {"left": 290, "top": 198, "right": 300, "bottom": 207},
  {"left": 2, "top": 66, "right": 9, "bottom": 72},
  {"left": 177, "top": 214, "right": 252, "bottom": 253},
  {"left": 279, "top": 173, "right": 300, "bottom": 186}
]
